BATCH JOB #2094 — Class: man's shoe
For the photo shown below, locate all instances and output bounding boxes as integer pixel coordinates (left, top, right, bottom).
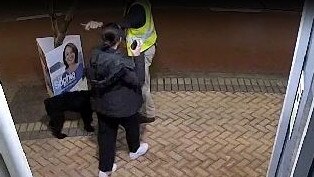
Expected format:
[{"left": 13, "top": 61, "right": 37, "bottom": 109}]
[
  {"left": 48, "top": 123, "right": 67, "bottom": 139},
  {"left": 129, "top": 143, "right": 149, "bottom": 160},
  {"left": 52, "top": 132, "right": 67, "bottom": 139},
  {"left": 138, "top": 115, "right": 155, "bottom": 124},
  {"left": 84, "top": 125, "right": 95, "bottom": 132}
]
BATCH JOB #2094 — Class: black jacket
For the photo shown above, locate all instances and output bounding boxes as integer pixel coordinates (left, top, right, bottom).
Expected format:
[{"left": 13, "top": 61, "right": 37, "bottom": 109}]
[{"left": 89, "top": 48, "right": 145, "bottom": 118}]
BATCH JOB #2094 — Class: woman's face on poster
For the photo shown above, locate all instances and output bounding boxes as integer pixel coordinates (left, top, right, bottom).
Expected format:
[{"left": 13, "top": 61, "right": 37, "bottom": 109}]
[{"left": 64, "top": 46, "right": 76, "bottom": 66}]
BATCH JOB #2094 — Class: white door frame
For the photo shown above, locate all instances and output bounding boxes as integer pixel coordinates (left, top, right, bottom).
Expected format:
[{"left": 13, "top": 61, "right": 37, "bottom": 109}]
[
  {"left": 0, "top": 82, "right": 33, "bottom": 177},
  {"left": 267, "top": 0, "right": 314, "bottom": 176}
]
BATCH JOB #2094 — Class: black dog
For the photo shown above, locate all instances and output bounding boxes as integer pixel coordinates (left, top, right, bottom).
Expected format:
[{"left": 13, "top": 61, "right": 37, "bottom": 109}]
[{"left": 44, "top": 90, "right": 94, "bottom": 139}]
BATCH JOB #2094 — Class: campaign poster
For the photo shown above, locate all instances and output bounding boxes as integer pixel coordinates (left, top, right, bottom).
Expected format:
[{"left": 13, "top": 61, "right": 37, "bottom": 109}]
[{"left": 36, "top": 35, "right": 88, "bottom": 97}]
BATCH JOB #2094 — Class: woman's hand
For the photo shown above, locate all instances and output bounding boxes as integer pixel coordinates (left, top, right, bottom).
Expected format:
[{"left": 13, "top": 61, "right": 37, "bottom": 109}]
[
  {"left": 81, "top": 21, "right": 103, "bottom": 30},
  {"left": 130, "top": 40, "right": 142, "bottom": 56}
]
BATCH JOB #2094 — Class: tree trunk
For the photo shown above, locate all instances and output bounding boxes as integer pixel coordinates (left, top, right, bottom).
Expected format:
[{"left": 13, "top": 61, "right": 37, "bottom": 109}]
[{"left": 49, "top": 0, "right": 77, "bottom": 48}]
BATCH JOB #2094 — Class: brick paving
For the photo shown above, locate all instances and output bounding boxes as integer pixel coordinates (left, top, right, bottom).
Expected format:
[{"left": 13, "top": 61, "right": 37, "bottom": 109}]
[
  {"left": 21, "top": 90, "right": 284, "bottom": 177},
  {"left": 151, "top": 74, "right": 287, "bottom": 93},
  {"left": 9, "top": 74, "right": 286, "bottom": 125}
]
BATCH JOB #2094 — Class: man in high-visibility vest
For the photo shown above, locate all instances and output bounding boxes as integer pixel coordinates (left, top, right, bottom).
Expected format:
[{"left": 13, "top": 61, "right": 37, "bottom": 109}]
[{"left": 84, "top": 0, "right": 157, "bottom": 124}]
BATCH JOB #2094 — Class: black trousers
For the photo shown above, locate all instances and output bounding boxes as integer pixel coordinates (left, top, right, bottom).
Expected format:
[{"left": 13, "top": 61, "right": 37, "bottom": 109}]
[
  {"left": 44, "top": 91, "right": 93, "bottom": 133},
  {"left": 98, "top": 113, "right": 140, "bottom": 172}
]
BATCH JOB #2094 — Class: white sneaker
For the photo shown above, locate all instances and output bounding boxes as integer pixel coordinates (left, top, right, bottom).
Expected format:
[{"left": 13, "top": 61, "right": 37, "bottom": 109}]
[
  {"left": 98, "top": 163, "right": 117, "bottom": 177},
  {"left": 112, "top": 163, "right": 117, "bottom": 172},
  {"left": 99, "top": 171, "right": 109, "bottom": 177},
  {"left": 129, "top": 143, "right": 149, "bottom": 160}
]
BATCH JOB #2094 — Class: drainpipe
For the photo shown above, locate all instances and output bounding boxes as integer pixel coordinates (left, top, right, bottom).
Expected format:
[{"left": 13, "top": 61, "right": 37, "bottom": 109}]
[{"left": 0, "top": 81, "right": 33, "bottom": 177}]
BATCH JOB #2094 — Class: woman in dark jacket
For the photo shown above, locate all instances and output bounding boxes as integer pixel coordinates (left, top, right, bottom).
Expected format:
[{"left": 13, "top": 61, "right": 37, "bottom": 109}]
[{"left": 90, "top": 24, "right": 148, "bottom": 177}]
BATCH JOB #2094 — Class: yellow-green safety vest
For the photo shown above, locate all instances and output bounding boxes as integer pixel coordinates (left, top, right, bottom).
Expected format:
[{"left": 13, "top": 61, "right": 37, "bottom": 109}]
[{"left": 126, "top": 0, "right": 157, "bottom": 56}]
